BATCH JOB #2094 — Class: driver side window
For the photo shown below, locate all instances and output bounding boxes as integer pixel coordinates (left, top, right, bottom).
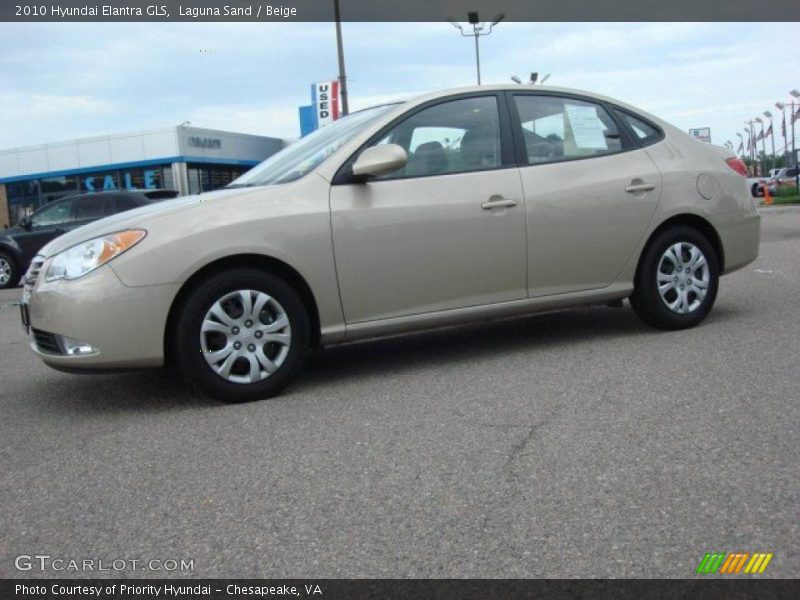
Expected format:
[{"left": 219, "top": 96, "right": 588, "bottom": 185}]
[
  {"left": 31, "top": 198, "right": 76, "bottom": 228},
  {"left": 370, "top": 96, "right": 502, "bottom": 179}
]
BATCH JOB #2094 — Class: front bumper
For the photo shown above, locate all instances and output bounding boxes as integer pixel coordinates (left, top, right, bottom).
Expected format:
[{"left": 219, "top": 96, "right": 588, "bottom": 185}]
[{"left": 23, "top": 260, "right": 180, "bottom": 370}]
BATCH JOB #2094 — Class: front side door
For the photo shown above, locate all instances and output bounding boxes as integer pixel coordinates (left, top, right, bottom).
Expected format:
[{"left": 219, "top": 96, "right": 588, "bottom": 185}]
[
  {"left": 509, "top": 93, "right": 663, "bottom": 297},
  {"left": 330, "top": 94, "right": 527, "bottom": 324}
]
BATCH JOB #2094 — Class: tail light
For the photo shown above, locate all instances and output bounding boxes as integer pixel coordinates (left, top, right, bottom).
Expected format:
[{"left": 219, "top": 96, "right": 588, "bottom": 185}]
[{"left": 725, "top": 157, "right": 747, "bottom": 177}]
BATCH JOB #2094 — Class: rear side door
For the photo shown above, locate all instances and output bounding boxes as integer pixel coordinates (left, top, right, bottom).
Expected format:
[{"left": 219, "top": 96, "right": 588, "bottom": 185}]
[
  {"left": 71, "top": 194, "right": 113, "bottom": 228},
  {"left": 508, "top": 92, "right": 663, "bottom": 297}
]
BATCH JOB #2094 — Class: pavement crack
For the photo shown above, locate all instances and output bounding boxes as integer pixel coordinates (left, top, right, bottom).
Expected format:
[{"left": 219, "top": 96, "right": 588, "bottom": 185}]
[{"left": 501, "top": 418, "right": 550, "bottom": 484}]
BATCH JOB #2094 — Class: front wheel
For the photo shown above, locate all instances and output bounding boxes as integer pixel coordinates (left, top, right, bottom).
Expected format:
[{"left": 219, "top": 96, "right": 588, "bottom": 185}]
[
  {"left": 173, "top": 269, "right": 310, "bottom": 403},
  {"left": 630, "top": 226, "right": 719, "bottom": 330},
  {"left": 0, "top": 252, "right": 20, "bottom": 289}
]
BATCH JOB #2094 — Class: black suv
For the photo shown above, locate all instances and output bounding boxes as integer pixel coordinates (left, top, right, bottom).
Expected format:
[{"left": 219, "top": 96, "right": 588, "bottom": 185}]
[{"left": 0, "top": 189, "right": 178, "bottom": 289}]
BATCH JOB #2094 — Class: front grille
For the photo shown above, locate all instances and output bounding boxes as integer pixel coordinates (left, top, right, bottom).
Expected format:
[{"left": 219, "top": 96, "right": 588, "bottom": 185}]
[
  {"left": 24, "top": 255, "right": 45, "bottom": 293},
  {"left": 32, "top": 328, "right": 63, "bottom": 355}
]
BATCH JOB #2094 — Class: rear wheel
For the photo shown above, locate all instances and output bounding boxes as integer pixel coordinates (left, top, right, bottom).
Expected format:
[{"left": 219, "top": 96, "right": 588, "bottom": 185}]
[
  {"left": 630, "top": 226, "right": 719, "bottom": 330},
  {"left": 0, "top": 252, "right": 19, "bottom": 289},
  {"left": 173, "top": 269, "right": 310, "bottom": 402}
]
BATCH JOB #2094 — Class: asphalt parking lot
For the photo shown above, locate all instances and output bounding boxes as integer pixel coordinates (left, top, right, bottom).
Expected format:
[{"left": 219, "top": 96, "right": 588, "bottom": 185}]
[{"left": 1, "top": 207, "right": 798, "bottom": 579}]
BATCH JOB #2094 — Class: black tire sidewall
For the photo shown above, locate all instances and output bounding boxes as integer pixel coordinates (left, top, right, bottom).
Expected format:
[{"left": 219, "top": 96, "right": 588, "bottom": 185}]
[
  {"left": 174, "top": 269, "right": 310, "bottom": 402},
  {"left": 0, "top": 251, "right": 19, "bottom": 289},
  {"left": 631, "top": 226, "right": 719, "bottom": 330}
]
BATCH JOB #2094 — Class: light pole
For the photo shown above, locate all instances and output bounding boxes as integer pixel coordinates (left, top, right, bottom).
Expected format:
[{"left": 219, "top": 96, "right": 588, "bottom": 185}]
[
  {"left": 736, "top": 132, "right": 744, "bottom": 158},
  {"left": 764, "top": 111, "right": 776, "bottom": 172},
  {"left": 511, "top": 73, "right": 550, "bottom": 85},
  {"left": 448, "top": 12, "right": 505, "bottom": 85},
  {"left": 333, "top": 0, "right": 349, "bottom": 115}
]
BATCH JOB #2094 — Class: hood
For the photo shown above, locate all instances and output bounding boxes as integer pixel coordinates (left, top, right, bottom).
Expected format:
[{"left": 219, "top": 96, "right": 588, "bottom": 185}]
[
  {"left": 0, "top": 224, "right": 24, "bottom": 241},
  {"left": 39, "top": 187, "right": 257, "bottom": 257}
]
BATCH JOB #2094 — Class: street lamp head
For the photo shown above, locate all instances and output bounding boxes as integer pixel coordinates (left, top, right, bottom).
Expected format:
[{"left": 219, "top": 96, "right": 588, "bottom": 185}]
[
  {"left": 491, "top": 13, "right": 505, "bottom": 26},
  {"left": 736, "top": 132, "right": 743, "bottom": 138},
  {"left": 540, "top": 74, "right": 551, "bottom": 84},
  {"left": 776, "top": 102, "right": 785, "bottom": 109},
  {"left": 790, "top": 89, "right": 800, "bottom": 98},
  {"left": 764, "top": 111, "right": 772, "bottom": 118},
  {"left": 510, "top": 75, "right": 522, "bottom": 84},
  {"left": 755, "top": 117, "right": 763, "bottom": 123},
  {"left": 467, "top": 11, "right": 479, "bottom": 24}
]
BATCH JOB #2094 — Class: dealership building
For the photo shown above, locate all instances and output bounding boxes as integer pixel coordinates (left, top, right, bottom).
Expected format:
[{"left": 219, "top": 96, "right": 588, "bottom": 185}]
[{"left": 0, "top": 125, "right": 286, "bottom": 228}]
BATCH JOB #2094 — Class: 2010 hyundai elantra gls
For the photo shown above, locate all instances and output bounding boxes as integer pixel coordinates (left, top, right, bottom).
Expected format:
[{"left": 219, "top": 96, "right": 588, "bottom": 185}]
[{"left": 21, "top": 85, "right": 760, "bottom": 402}]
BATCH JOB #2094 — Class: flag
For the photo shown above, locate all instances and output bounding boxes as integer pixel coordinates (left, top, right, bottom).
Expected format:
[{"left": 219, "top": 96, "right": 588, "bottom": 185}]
[
  {"left": 794, "top": 105, "right": 800, "bottom": 124},
  {"left": 781, "top": 114, "right": 786, "bottom": 137},
  {"left": 737, "top": 140, "right": 744, "bottom": 154},
  {"left": 756, "top": 130, "right": 763, "bottom": 142},
  {"left": 765, "top": 123, "right": 773, "bottom": 138}
]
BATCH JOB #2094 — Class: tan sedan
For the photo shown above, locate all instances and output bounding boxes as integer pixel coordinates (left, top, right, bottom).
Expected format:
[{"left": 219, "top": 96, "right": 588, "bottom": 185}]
[{"left": 21, "top": 86, "right": 760, "bottom": 402}]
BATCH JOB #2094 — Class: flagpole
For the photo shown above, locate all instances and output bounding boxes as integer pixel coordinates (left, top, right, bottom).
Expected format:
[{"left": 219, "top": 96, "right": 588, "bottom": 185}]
[
  {"left": 776, "top": 103, "right": 788, "bottom": 165},
  {"left": 763, "top": 112, "right": 776, "bottom": 173}
]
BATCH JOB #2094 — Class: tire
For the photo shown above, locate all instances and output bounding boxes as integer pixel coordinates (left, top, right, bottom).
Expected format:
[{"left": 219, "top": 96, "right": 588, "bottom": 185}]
[
  {"left": 0, "top": 251, "right": 20, "bottom": 289},
  {"left": 173, "top": 268, "right": 310, "bottom": 403},
  {"left": 629, "top": 226, "right": 719, "bottom": 330}
]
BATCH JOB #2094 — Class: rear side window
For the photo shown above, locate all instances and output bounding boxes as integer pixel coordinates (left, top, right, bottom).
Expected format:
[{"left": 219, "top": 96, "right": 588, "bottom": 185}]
[
  {"left": 113, "top": 195, "right": 140, "bottom": 212},
  {"left": 73, "top": 196, "right": 110, "bottom": 221},
  {"left": 613, "top": 109, "right": 662, "bottom": 146},
  {"left": 512, "top": 95, "right": 623, "bottom": 165}
]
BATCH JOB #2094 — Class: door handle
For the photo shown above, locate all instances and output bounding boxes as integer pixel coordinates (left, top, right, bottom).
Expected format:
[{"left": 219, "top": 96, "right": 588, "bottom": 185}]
[
  {"left": 625, "top": 182, "right": 656, "bottom": 193},
  {"left": 481, "top": 197, "right": 518, "bottom": 210}
]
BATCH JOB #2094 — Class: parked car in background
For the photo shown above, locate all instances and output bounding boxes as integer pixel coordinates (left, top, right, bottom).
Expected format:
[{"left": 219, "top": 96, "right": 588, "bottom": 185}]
[
  {"left": 766, "top": 165, "right": 798, "bottom": 194},
  {"left": 20, "top": 85, "right": 760, "bottom": 402},
  {"left": 747, "top": 176, "right": 767, "bottom": 197},
  {"left": 0, "top": 189, "right": 178, "bottom": 288}
]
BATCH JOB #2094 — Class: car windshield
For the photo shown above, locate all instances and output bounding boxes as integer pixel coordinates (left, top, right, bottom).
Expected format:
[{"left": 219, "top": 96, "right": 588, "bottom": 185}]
[{"left": 229, "top": 104, "right": 397, "bottom": 188}]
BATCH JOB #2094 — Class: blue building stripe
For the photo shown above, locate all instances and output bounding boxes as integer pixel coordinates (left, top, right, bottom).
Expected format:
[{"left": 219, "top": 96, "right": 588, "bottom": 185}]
[{"left": 0, "top": 155, "right": 261, "bottom": 184}]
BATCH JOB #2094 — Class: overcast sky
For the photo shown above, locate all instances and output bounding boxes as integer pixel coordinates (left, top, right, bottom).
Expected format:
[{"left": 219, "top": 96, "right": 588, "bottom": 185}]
[{"left": 0, "top": 22, "right": 798, "bottom": 153}]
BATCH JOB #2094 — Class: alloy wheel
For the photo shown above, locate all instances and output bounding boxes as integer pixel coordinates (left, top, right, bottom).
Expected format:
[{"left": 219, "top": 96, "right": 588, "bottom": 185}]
[{"left": 0, "top": 258, "right": 11, "bottom": 285}]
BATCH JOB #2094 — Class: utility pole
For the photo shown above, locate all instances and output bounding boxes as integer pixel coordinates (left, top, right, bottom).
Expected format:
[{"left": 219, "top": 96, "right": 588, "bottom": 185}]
[{"left": 333, "top": 0, "right": 349, "bottom": 115}]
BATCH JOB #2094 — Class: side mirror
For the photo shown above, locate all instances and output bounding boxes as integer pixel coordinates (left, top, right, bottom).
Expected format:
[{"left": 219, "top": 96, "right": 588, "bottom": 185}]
[
  {"left": 352, "top": 144, "right": 407, "bottom": 180},
  {"left": 20, "top": 217, "right": 32, "bottom": 230}
]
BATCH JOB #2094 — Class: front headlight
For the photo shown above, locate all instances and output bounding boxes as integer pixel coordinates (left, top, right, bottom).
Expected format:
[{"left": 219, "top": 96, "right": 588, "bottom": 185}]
[{"left": 45, "top": 230, "right": 146, "bottom": 282}]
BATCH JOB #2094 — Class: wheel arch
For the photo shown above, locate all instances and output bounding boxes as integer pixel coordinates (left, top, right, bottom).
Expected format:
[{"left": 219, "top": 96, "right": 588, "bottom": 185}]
[
  {"left": 164, "top": 253, "right": 322, "bottom": 365},
  {"left": 638, "top": 214, "right": 725, "bottom": 279}
]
